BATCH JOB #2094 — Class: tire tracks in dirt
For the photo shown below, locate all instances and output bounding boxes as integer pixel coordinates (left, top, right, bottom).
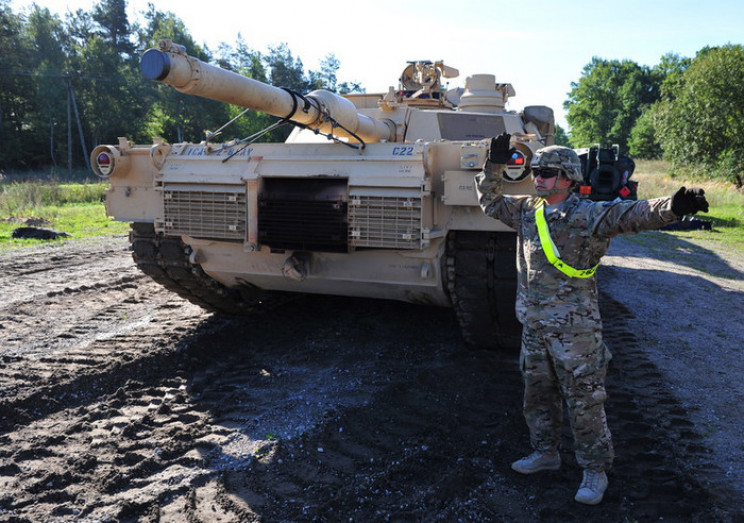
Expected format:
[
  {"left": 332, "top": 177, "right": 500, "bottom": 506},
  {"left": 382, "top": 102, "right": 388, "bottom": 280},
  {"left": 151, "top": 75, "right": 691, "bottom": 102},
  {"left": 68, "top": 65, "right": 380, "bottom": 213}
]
[{"left": 0, "top": 236, "right": 740, "bottom": 521}]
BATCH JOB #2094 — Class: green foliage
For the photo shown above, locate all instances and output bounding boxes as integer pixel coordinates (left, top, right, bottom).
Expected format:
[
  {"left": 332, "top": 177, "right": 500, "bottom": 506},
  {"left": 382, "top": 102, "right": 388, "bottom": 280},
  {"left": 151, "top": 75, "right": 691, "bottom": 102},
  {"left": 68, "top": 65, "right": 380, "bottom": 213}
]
[
  {"left": 0, "top": 2, "right": 34, "bottom": 170},
  {"left": 265, "top": 43, "right": 310, "bottom": 93},
  {"left": 564, "top": 57, "right": 659, "bottom": 152},
  {"left": 628, "top": 107, "right": 661, "bottom": 159},
  {"left": 553, "top": 125, "right": 572, "bottom": 147},
  {"left": 569, "top": 47, "right": 744, "bottom": 186},
  {"left": 0, "top": 203, "right": 129, "bottom": 248},
  {"left": 652, "top": 53, "right": 691, "bottom": 99},
  {"left": 91, "top": 0, "right": 135, "bottom": 56},
  {"left": 653, "top": 44, "right": 744, "bottom": 186},
  {"left": 0, "top": 181, "right": 108, "bottom": 215},
  {"left": 633, "top": 160, "right": 744, "bottom": 252},
  {"left": 0, "top": 180, "right": 129, "bottom": 247},
  {"left": 0, "top": 0, "right": 364, "bottom": 172}
]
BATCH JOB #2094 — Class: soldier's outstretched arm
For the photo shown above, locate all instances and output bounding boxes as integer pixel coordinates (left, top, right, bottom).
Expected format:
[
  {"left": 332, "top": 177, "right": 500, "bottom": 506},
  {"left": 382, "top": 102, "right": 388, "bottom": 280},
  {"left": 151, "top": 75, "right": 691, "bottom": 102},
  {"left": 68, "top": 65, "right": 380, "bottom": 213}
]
[
  {"left": 475, "top": 133, "right": 525, "bottom": 228},
  {"left": 591, "top": 186, "right": 709, "bottom": 238}
]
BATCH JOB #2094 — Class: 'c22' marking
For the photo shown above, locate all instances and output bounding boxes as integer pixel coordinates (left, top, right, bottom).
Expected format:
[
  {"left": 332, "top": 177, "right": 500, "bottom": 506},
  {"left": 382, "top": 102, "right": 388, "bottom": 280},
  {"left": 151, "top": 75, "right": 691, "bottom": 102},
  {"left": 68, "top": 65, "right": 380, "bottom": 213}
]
[{"left": 392, "top": 146, "right": 414, "bottom": 156}]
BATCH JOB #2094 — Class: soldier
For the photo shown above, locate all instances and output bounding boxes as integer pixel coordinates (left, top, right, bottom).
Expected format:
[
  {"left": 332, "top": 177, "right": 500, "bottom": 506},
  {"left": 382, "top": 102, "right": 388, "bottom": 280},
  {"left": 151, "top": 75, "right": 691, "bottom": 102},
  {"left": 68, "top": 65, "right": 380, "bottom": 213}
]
[{"left": 475, "top": 132, "right": 709, "bottom": 505}]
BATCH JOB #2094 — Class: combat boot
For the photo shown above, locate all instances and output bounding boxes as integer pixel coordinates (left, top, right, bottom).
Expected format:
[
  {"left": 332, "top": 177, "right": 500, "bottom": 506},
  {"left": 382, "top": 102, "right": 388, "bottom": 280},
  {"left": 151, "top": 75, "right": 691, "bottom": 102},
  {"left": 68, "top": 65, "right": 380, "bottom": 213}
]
[
  {"left": 511, "top": 451, "right": 561, "bottom": 474},
  {"left": 574, "top": 468, "right": 608, "bottom": 505}
]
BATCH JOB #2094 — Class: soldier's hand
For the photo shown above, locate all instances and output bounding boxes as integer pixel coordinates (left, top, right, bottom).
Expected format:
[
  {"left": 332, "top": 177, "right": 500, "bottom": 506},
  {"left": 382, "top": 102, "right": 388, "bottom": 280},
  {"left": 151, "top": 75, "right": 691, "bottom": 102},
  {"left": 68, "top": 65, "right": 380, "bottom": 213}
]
[
  {"left": 488, "top": 132, "right": 514, "bottom": 165},
  {"left": 671, "top": 186, "right": 709, "bottom": 216}
]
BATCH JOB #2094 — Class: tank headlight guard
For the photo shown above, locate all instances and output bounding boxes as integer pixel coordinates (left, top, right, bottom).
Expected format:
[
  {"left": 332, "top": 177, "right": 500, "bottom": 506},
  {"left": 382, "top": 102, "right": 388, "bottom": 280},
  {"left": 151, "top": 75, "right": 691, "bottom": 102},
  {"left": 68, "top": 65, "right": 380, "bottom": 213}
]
[{"left": 90, "top": 145, "right": 130, "bottom": 178}]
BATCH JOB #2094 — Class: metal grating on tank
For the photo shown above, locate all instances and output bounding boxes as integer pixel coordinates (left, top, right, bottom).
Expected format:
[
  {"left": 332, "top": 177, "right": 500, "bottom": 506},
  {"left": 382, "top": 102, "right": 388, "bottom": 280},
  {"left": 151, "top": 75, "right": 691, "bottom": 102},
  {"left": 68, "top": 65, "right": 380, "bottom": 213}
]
[
  {"left": 163, "top": 189, "right": 246, "bottom": 240},
  {"left": 349, "top": 195, "right": 422, "bottom": 249}
]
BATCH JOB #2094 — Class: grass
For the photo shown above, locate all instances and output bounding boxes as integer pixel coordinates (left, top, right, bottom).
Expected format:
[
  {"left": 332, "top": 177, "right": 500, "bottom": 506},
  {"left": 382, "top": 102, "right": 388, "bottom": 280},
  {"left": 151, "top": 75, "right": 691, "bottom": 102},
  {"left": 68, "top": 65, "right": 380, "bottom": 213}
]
[
  {"left": 633, "top": 160, "right": 744, "bottom": 253},
  {"left": 0, "top": 181, "right": 130, "bottom": 249}
]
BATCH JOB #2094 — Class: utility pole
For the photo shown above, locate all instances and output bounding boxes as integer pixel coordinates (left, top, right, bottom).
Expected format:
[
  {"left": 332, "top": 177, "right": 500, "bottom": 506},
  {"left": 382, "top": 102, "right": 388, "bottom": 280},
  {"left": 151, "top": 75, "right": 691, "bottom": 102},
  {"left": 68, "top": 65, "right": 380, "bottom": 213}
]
[
  {"left": 67, "top": 76, "right": 72, "bottom": 176},
  {"left": 64, "top": 74, "right": 91, "bottom": 175}
]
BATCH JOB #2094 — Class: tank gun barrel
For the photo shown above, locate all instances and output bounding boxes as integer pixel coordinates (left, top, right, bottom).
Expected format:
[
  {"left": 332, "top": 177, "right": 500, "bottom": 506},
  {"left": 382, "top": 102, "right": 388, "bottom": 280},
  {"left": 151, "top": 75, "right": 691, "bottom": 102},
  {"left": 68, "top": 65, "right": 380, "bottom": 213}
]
[{"left": 141, "top": 39, "right": 395, "bottom": 143}]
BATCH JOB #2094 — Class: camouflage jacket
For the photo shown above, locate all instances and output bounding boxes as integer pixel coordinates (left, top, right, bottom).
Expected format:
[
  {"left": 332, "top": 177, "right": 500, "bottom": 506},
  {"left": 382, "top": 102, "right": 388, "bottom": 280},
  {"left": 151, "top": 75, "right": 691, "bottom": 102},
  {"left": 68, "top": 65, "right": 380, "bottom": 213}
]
[{"left": 475, "top": 166, "right": 679, "bottom": 332}]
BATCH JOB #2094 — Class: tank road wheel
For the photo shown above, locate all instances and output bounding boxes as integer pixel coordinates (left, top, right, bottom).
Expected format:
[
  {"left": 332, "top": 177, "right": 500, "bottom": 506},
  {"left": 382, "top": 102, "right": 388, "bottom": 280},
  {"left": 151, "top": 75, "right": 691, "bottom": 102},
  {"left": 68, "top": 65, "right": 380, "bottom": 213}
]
[
  {"left": 129, "top": 222, "right": 271, "bottom": 315},
  {"left": 445, "top": 231, "right": 522, "bottom": 350}
]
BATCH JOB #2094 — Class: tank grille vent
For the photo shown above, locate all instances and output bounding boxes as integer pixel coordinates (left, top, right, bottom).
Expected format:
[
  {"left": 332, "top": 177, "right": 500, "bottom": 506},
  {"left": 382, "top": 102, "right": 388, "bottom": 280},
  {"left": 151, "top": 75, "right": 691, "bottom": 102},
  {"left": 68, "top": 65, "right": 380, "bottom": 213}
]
[
  {"left": 258, "top": 178, "right": 348, "bottom": 253},
  {"left": 162, "top": 188, "right": 246, "bottom": 240},
  {"left": 349, "top": 195, "right": 422, "bottom": 249}
]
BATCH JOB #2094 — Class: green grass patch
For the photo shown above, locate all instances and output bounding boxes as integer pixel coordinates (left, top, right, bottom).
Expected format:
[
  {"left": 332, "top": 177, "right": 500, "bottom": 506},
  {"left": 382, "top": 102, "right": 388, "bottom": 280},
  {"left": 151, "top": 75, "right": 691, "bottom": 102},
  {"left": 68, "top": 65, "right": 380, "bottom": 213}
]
[
  {"left": 0, "top": 181, "right": 109, "bottom": 214},
  {"left": 0, "top": 181, "right": 129, "bottom": 248},
  {"left": 633, "top": 160, "right": 744, "bottom": 253},
  {"left": 664, "top": 203, "right": 744, "bottom": 253}
]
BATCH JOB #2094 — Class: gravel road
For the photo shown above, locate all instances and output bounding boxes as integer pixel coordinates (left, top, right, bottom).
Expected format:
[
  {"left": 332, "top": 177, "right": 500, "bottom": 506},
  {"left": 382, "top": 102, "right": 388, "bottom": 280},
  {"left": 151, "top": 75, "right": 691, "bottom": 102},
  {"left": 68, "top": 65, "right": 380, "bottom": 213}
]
[{"left": 0, "top": 231, "right": 741, "bottom": 522}]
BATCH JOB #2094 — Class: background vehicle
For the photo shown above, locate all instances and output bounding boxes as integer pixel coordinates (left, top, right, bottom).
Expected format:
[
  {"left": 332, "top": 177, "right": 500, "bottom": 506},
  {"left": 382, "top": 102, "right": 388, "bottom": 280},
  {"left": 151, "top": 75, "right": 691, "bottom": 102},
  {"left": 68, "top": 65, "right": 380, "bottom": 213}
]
[
  {"left": 574, "top": 144, "right": 638, "bottom": 201},
  {"left": 92, "top": 39, "right": 559, "bottom": 349}
]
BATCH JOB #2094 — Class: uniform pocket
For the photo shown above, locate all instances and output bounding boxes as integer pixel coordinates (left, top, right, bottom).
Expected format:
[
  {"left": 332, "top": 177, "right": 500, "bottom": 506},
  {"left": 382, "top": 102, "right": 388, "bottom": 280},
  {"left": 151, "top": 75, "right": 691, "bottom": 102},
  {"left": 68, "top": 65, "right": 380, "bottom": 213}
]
[{"left": 547, "top": 331, "right": 609, "bottom": 377}]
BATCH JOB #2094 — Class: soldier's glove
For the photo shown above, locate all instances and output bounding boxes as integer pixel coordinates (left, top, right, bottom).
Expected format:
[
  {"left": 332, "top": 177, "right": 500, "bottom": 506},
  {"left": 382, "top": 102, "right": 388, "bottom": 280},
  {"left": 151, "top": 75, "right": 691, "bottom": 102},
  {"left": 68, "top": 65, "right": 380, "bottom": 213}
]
[
  {"left": 671, "top": 186, "right": 709, "bottom": 216},
  {"left": 487, "top": 132, "right": 515, "bottom": 166}
]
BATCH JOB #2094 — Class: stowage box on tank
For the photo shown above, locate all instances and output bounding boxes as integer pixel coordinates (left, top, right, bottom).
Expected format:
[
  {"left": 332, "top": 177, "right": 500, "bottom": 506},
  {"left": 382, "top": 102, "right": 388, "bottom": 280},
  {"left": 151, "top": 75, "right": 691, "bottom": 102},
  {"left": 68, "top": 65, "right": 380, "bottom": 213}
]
[{"left": 92, "top": 39, "right": 558, "bottom": 349}]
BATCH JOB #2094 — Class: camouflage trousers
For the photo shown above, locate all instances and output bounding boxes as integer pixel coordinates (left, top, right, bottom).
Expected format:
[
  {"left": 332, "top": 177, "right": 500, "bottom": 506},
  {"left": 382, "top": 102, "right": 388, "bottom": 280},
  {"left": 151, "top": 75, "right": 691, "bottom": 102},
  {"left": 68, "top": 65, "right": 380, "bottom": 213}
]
[{"left": 519, "top": 325, "right": 614, "bottom": 470}]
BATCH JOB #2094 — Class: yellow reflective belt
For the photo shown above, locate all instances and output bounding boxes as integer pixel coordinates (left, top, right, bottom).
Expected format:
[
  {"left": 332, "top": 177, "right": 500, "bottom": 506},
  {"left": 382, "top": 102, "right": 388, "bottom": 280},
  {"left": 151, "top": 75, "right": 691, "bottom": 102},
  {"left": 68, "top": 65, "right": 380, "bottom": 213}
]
[{"left": 534, "top": 198, "right": 598, "bottom": 279}]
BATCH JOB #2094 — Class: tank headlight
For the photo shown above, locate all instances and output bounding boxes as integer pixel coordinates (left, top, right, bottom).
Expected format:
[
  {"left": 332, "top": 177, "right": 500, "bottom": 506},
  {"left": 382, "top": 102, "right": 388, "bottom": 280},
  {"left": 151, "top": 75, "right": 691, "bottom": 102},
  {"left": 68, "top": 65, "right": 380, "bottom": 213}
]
[
  {"left": 90, "top": 145, "right": 130, "bottom": 178},
  {"left": 96, "top": 152, "right": 113, "bottom": 175}
]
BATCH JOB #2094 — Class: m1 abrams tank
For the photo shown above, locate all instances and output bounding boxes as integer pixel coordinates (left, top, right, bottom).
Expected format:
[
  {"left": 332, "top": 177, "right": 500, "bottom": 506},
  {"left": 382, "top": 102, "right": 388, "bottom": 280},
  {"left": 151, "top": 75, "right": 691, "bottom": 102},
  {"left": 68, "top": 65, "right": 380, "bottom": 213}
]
[{"left": 92, "top": 39, "right": 558, "bottom": 349}]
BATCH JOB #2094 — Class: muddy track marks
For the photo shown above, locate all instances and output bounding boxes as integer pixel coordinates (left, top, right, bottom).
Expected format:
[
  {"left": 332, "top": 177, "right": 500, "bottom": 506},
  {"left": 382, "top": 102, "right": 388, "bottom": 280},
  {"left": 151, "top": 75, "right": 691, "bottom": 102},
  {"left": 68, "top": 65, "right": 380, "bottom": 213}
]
[{"left": 0, "top": 237, "right": 740, "bottom": 522}]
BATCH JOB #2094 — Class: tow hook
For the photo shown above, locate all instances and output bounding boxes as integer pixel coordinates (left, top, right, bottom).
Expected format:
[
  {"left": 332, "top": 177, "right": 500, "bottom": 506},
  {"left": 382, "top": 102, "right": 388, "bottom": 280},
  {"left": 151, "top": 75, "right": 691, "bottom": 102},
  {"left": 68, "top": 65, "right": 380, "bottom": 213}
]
[{"left": 282, "top": 254, "right": 309, "bottom": 281}]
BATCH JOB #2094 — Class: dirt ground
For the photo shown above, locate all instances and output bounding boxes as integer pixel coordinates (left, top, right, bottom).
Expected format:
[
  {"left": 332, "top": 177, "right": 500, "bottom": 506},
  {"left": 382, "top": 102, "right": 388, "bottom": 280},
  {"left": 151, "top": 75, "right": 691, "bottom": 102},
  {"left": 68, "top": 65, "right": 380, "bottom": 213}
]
[{"left": 0, "top": 230, "right": 742, "bottom": 522}]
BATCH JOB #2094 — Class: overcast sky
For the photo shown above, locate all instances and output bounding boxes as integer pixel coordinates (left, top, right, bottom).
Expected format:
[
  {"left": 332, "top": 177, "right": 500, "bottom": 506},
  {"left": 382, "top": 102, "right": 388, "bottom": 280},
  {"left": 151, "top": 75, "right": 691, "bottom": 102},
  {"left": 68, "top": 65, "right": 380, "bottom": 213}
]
[{"left": 10, "top": 0, "right": 744, "bottom": 128}]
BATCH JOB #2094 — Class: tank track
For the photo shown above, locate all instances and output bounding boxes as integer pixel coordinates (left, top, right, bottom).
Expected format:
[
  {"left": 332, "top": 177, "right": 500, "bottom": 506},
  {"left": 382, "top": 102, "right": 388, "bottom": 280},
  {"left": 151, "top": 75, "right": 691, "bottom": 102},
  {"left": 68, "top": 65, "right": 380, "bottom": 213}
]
[
  {"left": 129, "top": 223, "right": 267, "bottom": 315},
  {"left": 444, "top": 230, "right": 521, "bottom": 350}
]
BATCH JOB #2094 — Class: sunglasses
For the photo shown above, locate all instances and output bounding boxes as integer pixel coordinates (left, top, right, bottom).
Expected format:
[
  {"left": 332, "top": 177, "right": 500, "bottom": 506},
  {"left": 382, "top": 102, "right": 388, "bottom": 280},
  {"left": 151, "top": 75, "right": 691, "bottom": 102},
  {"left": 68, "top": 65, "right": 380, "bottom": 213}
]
[{"left": 532, "top": 168, "right": 562, "bottom": 179}]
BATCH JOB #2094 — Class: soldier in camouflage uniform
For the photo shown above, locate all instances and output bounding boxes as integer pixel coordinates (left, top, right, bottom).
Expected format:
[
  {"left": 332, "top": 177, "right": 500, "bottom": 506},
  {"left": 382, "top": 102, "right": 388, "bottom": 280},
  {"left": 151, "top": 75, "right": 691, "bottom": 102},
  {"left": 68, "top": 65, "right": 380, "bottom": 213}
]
[{"left": 475, "top": 132, "right": 709, "bottom": 505}]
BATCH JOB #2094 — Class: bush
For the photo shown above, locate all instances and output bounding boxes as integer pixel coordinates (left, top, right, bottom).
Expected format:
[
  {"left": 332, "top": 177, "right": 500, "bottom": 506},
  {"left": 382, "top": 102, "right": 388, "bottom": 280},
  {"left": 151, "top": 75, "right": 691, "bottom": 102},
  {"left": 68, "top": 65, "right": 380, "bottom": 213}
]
[
  {"left": 0, "top": 181, "right": 107, "bottom": 216},
  {"left": 653, "top": 45, "right": 744, "bottom": 185}
]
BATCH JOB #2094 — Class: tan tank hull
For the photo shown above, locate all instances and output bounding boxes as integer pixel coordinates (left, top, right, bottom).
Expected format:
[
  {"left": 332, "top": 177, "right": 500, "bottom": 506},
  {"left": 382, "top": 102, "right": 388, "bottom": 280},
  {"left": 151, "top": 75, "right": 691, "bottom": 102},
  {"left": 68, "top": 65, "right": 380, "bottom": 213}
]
[{"left": 93, "top": 43, "right": 555, "bottom": 349}]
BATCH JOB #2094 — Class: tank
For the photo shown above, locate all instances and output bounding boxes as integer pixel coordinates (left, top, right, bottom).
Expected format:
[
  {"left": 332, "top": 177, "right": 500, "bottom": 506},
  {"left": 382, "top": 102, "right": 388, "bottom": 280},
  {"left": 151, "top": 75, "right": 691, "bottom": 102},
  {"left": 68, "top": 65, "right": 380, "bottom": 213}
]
[{"left": 92, "top": 39, "right": 558, "bottom": 349}]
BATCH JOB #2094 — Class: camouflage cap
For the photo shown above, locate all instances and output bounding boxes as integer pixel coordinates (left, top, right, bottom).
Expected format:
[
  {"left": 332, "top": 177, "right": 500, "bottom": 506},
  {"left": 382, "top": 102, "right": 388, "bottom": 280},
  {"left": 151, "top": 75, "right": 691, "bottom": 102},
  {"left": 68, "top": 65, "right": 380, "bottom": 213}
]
[{"left": 531, "top": 146, "right": 583, "bottom": 182}]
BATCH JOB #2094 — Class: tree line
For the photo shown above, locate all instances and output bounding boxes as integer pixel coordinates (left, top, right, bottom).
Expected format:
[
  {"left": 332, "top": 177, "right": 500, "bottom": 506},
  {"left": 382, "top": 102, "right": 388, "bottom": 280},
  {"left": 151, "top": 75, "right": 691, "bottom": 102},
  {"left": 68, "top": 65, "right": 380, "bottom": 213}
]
[
  {"left": 564, "top": 45, "right": 744, "bottom": 186},
  {"left": 1, "top": 0, "right": 742, "bottom": 186},
  {"left": 0, "top": 0, "right": 359, "bottom": 173}
]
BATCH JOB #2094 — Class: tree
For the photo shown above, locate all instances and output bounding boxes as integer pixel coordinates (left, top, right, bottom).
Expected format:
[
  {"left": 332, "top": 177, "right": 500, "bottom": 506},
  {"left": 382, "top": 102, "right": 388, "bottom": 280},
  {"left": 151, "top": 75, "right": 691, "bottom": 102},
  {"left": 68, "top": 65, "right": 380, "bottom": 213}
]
[
  {"left": 653, "top": 44, "right": 744, "bottom": 185},
  {"left": 26, "top": 7, "right": 68, "bottom": 167},
  {"left": 628, "top": 107, "right": 661, "bottom": 159},
  {"left": 0, "top": 0, "right": 365, "bottom": 170},
  {"left": 265, "top": 43, "right": 310, "bottom": 93},
  {"left": 92, "top": 0, "right": 135, "bottom": 57},
  {"left": 564, "top": 57, "right": 659, "bottom": 152},
  {"left": 554, "top": 125, "right": 571, "bottom": 147},
  {"left": 215, "top": 34, "right": 268, "bottom": 83},
  {"left": 64, "top": 8, "right": 94, "bottom": 51},
  {"left": 0, "top": 1, "right": 37, "bottom": 169},
  {"left": 652, "top": 52, "right": 691, "bottom": 99},
  {"left": 136, "top": 5, "right": 229, "bottom": 143},
  {"left": 307, "top": 53, "right": 339, "bottom": 91}
]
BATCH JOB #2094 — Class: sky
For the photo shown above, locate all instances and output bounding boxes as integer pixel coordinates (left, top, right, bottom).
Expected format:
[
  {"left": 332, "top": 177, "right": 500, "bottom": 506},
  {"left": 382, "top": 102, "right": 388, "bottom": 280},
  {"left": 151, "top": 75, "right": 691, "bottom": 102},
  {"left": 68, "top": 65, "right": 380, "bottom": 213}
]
[{"left": 9, "top": 0, "right": 744, "bottom": 129}]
